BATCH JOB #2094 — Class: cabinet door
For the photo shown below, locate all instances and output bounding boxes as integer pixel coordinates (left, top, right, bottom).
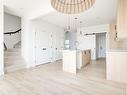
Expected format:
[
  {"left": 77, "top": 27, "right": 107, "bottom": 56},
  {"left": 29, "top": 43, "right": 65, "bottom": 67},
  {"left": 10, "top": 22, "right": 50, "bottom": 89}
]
[{"left": 117, "top": 0, "right": 127, "bottom": 39}]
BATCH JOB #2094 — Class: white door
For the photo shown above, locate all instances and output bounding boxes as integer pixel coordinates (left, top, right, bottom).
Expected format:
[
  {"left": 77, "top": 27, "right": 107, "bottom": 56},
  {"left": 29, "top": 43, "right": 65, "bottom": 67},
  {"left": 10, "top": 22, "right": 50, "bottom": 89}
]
[
  {"left": 55, "top": 38, "right": 63, "bottom": 61},
  {"left": 100, "top": 35, "right": 106, "bottom": 57},
  {"left": 35, "top": 30, "right": 52, "bottom": 65},
  {"left": 97, "top": 33, "right": 106, "bottom": 58},
  {"left": 54, "top": 31, "right": 64, "bottom": 61}
]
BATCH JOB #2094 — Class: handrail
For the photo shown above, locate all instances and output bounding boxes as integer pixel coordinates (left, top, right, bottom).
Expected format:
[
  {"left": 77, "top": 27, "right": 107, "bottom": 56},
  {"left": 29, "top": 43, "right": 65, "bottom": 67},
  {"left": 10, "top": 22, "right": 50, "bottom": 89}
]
[
  {"left": 4, "top": 42, "right": 7, "bottom": 51},
  {"left": 4, "top": 29, "right": 21, "bottom": 50},
  {"left": 4, "top": 29, "right": 21, "bottom": 35}
]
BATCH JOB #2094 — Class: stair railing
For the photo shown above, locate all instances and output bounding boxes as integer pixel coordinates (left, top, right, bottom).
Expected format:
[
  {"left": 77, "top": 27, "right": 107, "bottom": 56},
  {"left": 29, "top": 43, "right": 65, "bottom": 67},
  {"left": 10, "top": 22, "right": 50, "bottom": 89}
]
[
  {"left": 4, "top": 29, "right": 21, "bottom": 35},
  {"left": 4, "top": 42, "right": 7, "bottom": 51},
  {"left": 4, "top": 29, "right": 21, "bottom": 50},
  {"left": 13, "top": 41, "right": 21, "bottom": 48}
]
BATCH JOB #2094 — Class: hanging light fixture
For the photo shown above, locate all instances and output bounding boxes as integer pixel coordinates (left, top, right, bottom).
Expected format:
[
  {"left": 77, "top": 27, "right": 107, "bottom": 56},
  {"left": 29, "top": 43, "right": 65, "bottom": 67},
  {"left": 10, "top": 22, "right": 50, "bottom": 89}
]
[
  {"left": 79, "top": 21, "right": 83, "bottom": 35},
  {"left": 74, "top": 17, "right": 78, "bottom": 32},
  {"left": 51, "top": 0, "right": 95, "bottom": 14}
]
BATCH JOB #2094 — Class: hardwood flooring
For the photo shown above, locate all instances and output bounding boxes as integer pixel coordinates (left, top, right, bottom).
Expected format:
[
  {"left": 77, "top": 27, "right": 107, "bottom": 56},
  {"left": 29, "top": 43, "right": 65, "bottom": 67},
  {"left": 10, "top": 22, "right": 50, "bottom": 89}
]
[{"left": 0, "top": 59, "right": 126, "bottom": 95}]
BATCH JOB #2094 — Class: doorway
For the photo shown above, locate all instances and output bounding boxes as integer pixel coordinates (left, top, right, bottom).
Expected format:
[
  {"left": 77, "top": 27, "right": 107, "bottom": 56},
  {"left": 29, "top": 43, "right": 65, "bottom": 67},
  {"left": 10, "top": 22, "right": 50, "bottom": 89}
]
[
  {"left": 4, "top": 12, "right": 25, "bottom": 73},
  {"left": 96, "top": 33, "right": 106, "bottom": 59},
  {"left": 35, "top": 30, "right": 53, "bottom": 66}
]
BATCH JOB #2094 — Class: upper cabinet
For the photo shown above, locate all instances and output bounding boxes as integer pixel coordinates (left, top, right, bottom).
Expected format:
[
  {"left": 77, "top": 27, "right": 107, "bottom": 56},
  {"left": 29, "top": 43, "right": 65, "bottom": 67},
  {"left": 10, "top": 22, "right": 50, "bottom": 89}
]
[{"left": 117, "top": 0, "right": 127, "bottom": 39}]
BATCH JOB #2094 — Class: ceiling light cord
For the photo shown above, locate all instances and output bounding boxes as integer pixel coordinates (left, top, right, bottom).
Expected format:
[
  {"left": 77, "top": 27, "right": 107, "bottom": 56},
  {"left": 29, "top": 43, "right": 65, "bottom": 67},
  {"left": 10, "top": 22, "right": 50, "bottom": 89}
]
[
  {"left": 80, "top": 21, "right": 83, "bottom": 35},
  {"left": 75, "top": 17, "right": 78, "bottom": 32},
  {"left": 67, "top": 15, "right": 71, "bottom": 31}
]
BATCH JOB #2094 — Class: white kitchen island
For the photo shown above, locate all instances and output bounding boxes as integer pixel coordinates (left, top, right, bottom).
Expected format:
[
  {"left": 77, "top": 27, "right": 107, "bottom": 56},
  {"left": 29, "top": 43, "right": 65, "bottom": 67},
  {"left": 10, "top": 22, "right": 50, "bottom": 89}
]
[{"left": 63, "top": 49, "right": 91, "bottom": 74}]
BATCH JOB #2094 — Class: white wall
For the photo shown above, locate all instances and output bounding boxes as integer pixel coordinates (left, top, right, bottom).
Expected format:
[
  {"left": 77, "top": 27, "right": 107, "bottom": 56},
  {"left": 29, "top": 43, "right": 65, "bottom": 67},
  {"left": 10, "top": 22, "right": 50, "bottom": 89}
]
[
  {"left": 77, "top": 24, "right": 109, "bottom": 60},
  {"left": 4, "top": 12, "right": 21, "bottom": 49},
  {"left": 65, "top": 32, "right": 77, "bottom": 50},
  {"left": 0, "top": 0, "right": 4, "bottom": 75},
  {"left": 79, "top": 24, "right": 109, "bottom": 34},
  {"left": 22, "top": 18, "right": 65, "bottom": 68},
  {"left": 21, "top": 18, "right": 30, "bottom": 67}
]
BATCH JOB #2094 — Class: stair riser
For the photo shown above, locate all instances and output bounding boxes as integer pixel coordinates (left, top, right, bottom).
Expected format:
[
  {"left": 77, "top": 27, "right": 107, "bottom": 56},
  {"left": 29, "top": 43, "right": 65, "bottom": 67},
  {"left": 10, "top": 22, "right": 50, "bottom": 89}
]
[
  {"left": 5, "top": 49, "right": 21, "bottom": 52},
  {"left": 4, "top": 53, "right": 21, "bottom": 55},
  {"left": 4, "top": 61, "right": 26, "bottom": 66},
  {"left": 4, "top": 48, "right": 26, "bottom": 73},
  {"left": 4, "top": 60, "right": 25, "bottom": 63},
  {"left": 4, "top": 57, "right": 22, "bottom": 59}
]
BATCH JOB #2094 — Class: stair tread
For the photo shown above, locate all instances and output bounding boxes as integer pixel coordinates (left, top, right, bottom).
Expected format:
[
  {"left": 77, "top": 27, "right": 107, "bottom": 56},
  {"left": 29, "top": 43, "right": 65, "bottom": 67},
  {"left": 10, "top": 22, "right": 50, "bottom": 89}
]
[
  {"left": 5, "top": 62, "right": 26, "bottom": 67},
  {"left": 5, "top": 49, "right": 21, "bottom": 52},
  {"left": 4, "top": 56, "right": 21, "bottom": 58},
  {"left": 4, "top": 48, "right": 26, "bottom": 73}
]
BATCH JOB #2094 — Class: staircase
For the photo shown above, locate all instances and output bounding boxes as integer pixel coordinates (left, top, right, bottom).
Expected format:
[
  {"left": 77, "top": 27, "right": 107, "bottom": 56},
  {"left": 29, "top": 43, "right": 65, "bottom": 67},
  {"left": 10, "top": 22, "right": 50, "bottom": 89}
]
[
  {"left": 4, "top": 42, "right": 26, "bottom": 73},
  {"left": 13, "top": 41, "right": 21, "bottom": 48}
]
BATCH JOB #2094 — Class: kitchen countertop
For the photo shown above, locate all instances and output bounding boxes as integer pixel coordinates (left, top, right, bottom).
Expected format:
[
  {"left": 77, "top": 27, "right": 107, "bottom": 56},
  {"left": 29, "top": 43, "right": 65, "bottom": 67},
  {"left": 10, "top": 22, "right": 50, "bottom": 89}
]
[
  {"left": 63, "top": 49, "right": 91, "bottom": 51},
  {"left": 107, "top": 49, "right": 127, "bottom": 52}
]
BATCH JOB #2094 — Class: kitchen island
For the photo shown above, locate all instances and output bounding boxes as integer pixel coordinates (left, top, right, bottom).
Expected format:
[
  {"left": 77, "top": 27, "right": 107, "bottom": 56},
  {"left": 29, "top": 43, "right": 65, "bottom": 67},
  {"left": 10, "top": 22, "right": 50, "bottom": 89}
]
[{"left": 63, "top": 49, "right": 91, "bottom": 74}]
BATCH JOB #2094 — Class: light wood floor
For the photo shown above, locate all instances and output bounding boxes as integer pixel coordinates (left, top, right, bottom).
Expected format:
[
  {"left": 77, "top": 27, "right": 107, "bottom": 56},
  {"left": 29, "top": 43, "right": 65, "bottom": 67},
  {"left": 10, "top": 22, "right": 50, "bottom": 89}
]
[{"left": 0, "top": 59, "right": 126, "bottom": 95}]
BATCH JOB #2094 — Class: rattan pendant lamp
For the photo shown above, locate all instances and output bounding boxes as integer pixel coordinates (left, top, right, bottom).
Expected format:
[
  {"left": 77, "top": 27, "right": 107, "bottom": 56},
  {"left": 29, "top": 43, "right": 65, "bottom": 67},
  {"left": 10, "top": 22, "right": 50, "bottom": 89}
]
[{"left": 51, "top": 0, "right": 95, "bottom": 14}]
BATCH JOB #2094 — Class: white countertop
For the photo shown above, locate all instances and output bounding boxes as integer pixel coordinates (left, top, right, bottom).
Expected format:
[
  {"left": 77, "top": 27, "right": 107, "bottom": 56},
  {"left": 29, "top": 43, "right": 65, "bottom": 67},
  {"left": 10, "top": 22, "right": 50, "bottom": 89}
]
[
  {"left": 63, "top": 49, "right": 91, "bottom": 52},
  {"left": 107, "top": 49, "right": 127, "bottom": 52}
]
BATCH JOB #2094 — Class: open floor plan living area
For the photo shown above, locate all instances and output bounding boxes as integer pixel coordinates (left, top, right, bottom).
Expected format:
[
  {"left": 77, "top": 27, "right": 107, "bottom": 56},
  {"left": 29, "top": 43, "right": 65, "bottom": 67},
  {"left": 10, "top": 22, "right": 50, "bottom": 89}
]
[{"left": 0, "top": 0, "right": 127, "bottom": 95}]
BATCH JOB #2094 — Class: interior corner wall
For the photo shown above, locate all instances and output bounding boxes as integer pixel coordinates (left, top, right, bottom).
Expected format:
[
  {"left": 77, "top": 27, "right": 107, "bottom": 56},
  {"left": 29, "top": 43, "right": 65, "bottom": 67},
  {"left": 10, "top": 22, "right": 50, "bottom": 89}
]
[
  {"left": 0, "top": 0, "right": 4, "bottom": 75},
  {"left": 4, "top": 12, "right": 21, "bottom": 49}
]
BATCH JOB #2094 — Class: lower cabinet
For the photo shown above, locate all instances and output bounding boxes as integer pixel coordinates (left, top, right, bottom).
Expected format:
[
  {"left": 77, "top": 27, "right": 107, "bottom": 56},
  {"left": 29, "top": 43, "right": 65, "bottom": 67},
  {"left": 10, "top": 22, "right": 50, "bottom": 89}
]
[
  {"left": 77, "top": 50, "right": 91, "bottom": 69},
  {"left": 106, "top": 51, "right": 127, "bottom": 84}
]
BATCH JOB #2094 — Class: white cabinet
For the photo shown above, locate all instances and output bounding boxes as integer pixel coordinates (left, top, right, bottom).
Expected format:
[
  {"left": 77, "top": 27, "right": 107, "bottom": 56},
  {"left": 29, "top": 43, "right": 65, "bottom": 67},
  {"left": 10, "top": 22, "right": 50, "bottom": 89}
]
[
  {"left": 63, "top": 50, "right": 77, "bottom": 74},
  {"left": 63, "top": 50, "right": 91, "bottom": 74},
  {"left": 117, "top": 0, "right": 127, "bottom": 39},
  {"left": 106, "top": 51, "right": 127, "bottom": 84}
]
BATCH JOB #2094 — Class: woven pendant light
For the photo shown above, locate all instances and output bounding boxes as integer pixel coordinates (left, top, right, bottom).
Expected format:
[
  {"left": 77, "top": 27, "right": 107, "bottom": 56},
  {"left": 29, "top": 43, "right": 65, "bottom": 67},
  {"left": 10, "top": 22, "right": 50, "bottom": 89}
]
[{"left": 51, "top": 0, "right": 95, "bottom": 14}]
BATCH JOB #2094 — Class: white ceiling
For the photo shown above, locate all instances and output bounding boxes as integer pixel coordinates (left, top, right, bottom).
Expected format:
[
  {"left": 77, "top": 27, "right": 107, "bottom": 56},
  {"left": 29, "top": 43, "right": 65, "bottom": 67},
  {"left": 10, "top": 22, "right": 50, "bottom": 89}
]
[
  {"left": 4, "top": 0, "right": 54, "bottom": 18},
  {"left": 4, "top": 0, "right": 117, "bottom": 29},
  {"left": 39, "top": 0, "right": 117, "bottom": 29}
]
